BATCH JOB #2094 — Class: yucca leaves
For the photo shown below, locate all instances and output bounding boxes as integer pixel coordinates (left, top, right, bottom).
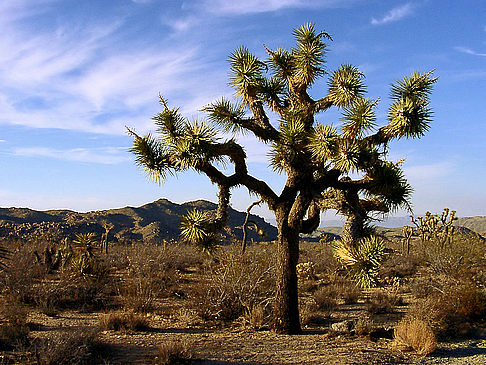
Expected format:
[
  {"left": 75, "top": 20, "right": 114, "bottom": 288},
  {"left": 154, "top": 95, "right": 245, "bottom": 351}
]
[
  {"left": 384, "top": 71, "right": 437, "bottom": 139},
  {"left": 204, "top": 97, "right": 247, "bottom": 134},
  {"left": 307, "top": 124, "right": 338, "bottom": 163},
  {"left": 269, "top": 117, "right": 308, "bottom": 173},
  {"left": 128, "top": 130, "right": 175, "bottom": 184},
  {"left": 229, "top": 46, "right": 266, "bottom": 102},
  {"left": 266, "top": 47, "right": 293, "bottom": 79},
  {"left": 180, "top": 209, "right": 218, "bottom": 252},
  {"left": 153, "top": 95, "right": 186, "bottom": 144},
  {"left": 365, "top": 161, "right": 412, "bottom": 211},
  {"left": 292, "top": 23, "right": 330, "bottom": 87},
  {"left": 341, "top": 97, "right": 378, "bottom": 139},
  {"left": 332, "top": 236, "right": 386, "bottom": 288},
  {"left": 328, "top": 64, "right": 366, "bottom": 107},
  {"left": 390, "top": 70, "right": 437, "bottom": 101},
  {"left": 332, "top": 138, "right": 361, "bottom": 173}
]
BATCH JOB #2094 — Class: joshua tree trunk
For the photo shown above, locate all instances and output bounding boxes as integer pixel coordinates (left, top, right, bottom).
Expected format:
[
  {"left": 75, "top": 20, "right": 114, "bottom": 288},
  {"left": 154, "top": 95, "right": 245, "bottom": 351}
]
[
  {"left": 273, "top": 209, "right": 301, "bottom": 334},
  {"left": 341, "top": 213, "right": 366, "bottom": 247}
]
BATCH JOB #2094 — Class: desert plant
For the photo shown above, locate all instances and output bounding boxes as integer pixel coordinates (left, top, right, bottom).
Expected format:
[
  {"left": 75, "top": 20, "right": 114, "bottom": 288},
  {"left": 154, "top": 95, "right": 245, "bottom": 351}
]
[
  {"left": 354, "top": 318, "right": 374, "bottom": 336},
  {"left": 193, "top": 246, "right": 275, "bottom": 322},
  {"left": 35, "top": 326, "right": 105, "bottom": 365},
  {"left": 332, "top": 235, "right": 386, "bottom": 288},
  {"left": 119, "top": 245, "right": 179, "bottom": 312},
  {"left": 100, "top": 311, "right": 149, "bottom": 332},
  {"left": 0, "top": 297, "right": 30, "bottom": 349},
  {"left": 394, "top": 317, "right": 437, "bottom": 356},
  {"left": 129, "top": 23, "right": 436, "bottom": 333},
  {"left": 313, "top": 285, "right": 339, "bottom": 314},
  {"left": 154, "top": 340, "right": 193, "bottom": 365},
  {"left": 365, "top": 289, "right": 400, "bottom": 315},
  {"left": 411, "top": 208, "right": 456, "bottom": 248}
]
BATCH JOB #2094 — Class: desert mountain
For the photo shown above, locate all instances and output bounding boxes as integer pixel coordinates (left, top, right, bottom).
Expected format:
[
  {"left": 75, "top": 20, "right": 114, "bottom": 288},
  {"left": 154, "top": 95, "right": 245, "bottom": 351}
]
[{"left": 0, "top": 199, "right": 277, "bottom": 244}]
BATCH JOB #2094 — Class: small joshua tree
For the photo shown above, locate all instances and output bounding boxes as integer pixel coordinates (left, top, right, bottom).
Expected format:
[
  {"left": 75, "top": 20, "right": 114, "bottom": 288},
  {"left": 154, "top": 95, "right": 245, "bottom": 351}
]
[{"left": 129, "top": 23, "right": 435, "bottom": 334}]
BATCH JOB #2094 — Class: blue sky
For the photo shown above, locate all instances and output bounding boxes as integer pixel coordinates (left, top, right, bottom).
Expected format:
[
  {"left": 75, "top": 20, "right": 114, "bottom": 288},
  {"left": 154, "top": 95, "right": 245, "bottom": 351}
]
[{"left": 0, "top": 0, "right": 485, "bottom": 224}]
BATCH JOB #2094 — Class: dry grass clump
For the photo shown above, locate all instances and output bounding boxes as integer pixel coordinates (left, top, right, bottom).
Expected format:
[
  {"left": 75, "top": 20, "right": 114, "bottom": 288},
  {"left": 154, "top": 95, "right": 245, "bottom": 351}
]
[
  {"left": 408, "top": 280, "right": 486, "bottom": 338},
  {"left": 299, "top": 242, "right": 339, "bottom": 276},
  {"left": 1, "top": 241, "right": 114, "bottom": 315},
  {"left": 394, "top": 317, "right": 437, "bottom": 356},
  {"left": 354, "top": 317, "right": 374, "bottom": 337},
  {"left": 365, "top": 289, "right": 401, "bottom": 315},
  {"left": 300, "top": 302, "right": 329, "bottom": 327},
  {"left": 0, "top": 297, "right": 30, "bottom": 349},
  {"left": 119, "top": 245, "right": 180, "bottom": 312},
  {"left": 242, "top": 303, "right": 271, "bottom": 330},
  {"left": 100, "top": 310, "right": 150, "bottom": 332},
  {"left": 313, "top": 285, "right": 339, "bottom": 314},
  {"left": 154, "top": 340, "right": 194, "bottom": 365},
  {"left": 35, "top": 326, "right": 108, "bottom": 365}
]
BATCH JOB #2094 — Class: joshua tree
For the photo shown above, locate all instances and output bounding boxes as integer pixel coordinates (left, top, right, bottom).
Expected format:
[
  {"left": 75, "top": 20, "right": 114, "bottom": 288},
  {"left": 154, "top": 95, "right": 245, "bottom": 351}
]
[{"left": 128, "top": 23, "right": 435, "bottom": 334}]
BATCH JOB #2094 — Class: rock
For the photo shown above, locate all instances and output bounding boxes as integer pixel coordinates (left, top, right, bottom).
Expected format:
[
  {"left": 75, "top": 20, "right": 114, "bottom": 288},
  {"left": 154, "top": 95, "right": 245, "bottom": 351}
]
[{"left": 331, "top": 320, "right": 355, "bottom": 333}]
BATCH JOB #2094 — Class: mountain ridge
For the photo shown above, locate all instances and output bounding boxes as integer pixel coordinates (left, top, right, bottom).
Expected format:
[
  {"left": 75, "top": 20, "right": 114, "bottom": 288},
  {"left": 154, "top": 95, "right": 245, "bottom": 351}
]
[{"left": 0, "top": 198, "right": 277, "bottom": 244}]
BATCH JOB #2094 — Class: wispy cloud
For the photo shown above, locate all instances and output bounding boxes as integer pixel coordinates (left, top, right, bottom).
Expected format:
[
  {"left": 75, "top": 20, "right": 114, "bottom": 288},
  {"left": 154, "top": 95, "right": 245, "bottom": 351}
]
[
  {"left": 12, "top": 147, "right": 130, "bottom": 164},
  {"left": 454, "top": 46, "right": 486, "bottom": 57},
  {"left": 371, "top": 3, "right": 414, "bottom": 25},
  {"left": 0, "top": 2, "right": 221, "bottom": 135},
  {"left": 196, "top": 0, "right": 357, "bottom": 15}
]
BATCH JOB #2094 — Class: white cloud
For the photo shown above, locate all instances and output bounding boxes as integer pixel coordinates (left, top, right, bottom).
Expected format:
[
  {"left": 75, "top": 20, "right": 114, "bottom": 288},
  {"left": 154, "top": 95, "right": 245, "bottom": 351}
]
[
  {"left": 12, "top": 146, "right": 130, "bottom": 164},
  {"left": 371, "top": 3, "right": 414, "bottom": 25},
  {"left": 196, "top": 0, "right": 357, "bottom": 15},
  {"left": 0, "top": 5, "right": 220, "bottom": 135},
  {"left": 454, "top": 46, "right": 486, "bottom": 57}
]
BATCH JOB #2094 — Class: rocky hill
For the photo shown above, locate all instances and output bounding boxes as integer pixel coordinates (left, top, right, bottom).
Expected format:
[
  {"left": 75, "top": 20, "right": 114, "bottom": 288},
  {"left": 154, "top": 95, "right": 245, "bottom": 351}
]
[{"left": 0, "top": 199, "right": 277, "bottom": 244}]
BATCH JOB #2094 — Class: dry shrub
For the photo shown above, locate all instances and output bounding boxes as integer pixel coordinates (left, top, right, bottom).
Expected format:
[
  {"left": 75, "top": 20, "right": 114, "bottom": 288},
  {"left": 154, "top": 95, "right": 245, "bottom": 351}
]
[
  {"left": 299, "top": 242, "right": 339, "bottom": 276},
  {"left": 155, "top": 340, "right": 193, "bottom": 365},
  {"left": 354, "top": 317, "right": 374, "bottom": 336},
  {"left": 313, "top": 285, "right": 339, "bottom": 314},
  {"left": 193, "top": 245, "right": 275, "bottom": 322},
  {"left": 339, "top": 281, "right": 361, "bottom": 304},
  {"left": 0, "top": 297, "right": 30, "bottom": 349},
  {"left": 100, "top": 311, "right": 149, "bottom": 332},
  {"left": 381, "top": 251, "right": 423, "bottom": 281},
  {"left": 35, "top": 326, "right": 106, "bottom": 365},
  {"left": 1, "top": 242, "right": 114, "bottom": 314},
  {"left": 119, "top": 245, "right": 180, "bottom": 312},
  {"left": 242, "top": 303, "right": 272, "bottom": 330},
  {"left": 394, "top": 317, "right": 437, "bottom": 356},
  {"left": 408, "top": 280, "right": 486, "bottom": 337},
  {"left": 365, "top": 289, "right": 401, "bottom": 315},
  {"left": 300, "top": 302, "right": 328, "bottom": 327}
]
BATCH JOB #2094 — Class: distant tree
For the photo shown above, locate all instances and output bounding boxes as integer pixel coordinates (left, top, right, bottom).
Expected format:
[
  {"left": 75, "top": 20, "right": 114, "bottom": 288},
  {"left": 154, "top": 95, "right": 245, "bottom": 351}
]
[{"left": 128, "top": 23, "right": 436, "bottom": 334}]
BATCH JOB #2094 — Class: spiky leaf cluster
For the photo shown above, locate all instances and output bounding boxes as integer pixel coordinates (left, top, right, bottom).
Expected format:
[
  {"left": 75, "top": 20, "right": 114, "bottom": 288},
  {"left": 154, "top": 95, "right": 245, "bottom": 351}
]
[
  {"left": 203, "top": 97, "right": 246, "bottom": 134},
  {"left": 341, "top": 97, "right": 377, "bottom": 139},
  {"left": 365, "top": 161, "right": 412, "bottom": 211},
  {"left": 180, "top": 209, "right": 218, "bottom": 252},
  {"left": 328, "top": 64, "right": 366, "bottom": 107},
  {"left": 269, "top": 117, "right": 309, "bottom": 173},
  {"left": 229, "top": 46, "right": 266, "bottom": 102},
  {"left": 291, "top": 23, "right": 330, "bottom": 87},
  {"left": 307, "top": 124, "right": 338, "bottom": 163},
  {"left": 332, "top": 235, "right": 386, "bottom": 288},
  {"left": 384, "top": 71, "right": 437, "bottom": 139},
  {"left": 129, "top": 101, "right": 227, "bottom": 185}
]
